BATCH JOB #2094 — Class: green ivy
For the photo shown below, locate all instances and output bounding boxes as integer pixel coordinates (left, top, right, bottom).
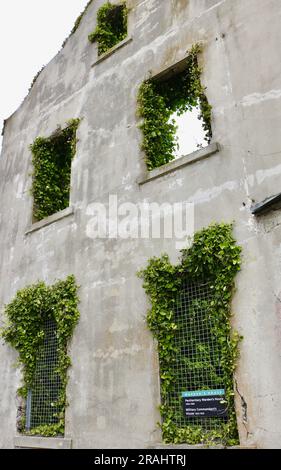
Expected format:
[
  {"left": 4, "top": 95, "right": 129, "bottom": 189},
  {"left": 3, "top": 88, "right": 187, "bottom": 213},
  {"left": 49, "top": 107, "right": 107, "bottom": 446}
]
[
  {"left": 138, "top": 223, "right": 242, "bottom": 446},
  {"left": 1, "top": 275, "right": 80, "bottom": 437},
  {"left": 88, "top": 1, "right": 128, "bottom": 55},
  {"left": 30, "top": 119, "right": 80, "bottom": 222},
  {"left": 138, "top": 44, "right": 212, "bottom": 170}
]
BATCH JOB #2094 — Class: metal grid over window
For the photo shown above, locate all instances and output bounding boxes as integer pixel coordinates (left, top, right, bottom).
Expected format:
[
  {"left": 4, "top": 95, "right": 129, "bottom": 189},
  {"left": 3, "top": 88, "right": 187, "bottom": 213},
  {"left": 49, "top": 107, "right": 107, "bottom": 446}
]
[
  {"left": 168, "top": 278, "right": 228, "bottom": 432},
  {"left": 26, "top": 317, "right": 62, "bottom": 431}
]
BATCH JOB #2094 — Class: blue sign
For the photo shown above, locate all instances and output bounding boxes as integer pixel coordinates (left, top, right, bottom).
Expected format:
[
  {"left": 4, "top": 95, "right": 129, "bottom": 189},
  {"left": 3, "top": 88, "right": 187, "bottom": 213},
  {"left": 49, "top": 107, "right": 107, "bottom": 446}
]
[{"left": 182, "top": 389, "right": 225, "bottom": 398}]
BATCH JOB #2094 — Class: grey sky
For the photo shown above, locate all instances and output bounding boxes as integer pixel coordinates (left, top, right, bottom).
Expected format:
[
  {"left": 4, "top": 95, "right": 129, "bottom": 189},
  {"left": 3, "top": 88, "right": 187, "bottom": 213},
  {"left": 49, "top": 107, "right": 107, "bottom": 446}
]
[
  {"left": 0, "top": 0, "right": 206, "bottom": 156},
  {"left": 172, "top": 109, "right": 208, "bottom": 157},
  {"left": 0, "top": 0, "right": 89, "bottom": 150}
]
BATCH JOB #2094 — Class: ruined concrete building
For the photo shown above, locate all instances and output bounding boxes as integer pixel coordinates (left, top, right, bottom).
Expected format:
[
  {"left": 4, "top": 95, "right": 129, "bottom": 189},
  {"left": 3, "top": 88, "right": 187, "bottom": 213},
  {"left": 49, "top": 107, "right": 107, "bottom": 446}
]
[{"left": 0, "top": 0, "right": 281, "bottom": 449}]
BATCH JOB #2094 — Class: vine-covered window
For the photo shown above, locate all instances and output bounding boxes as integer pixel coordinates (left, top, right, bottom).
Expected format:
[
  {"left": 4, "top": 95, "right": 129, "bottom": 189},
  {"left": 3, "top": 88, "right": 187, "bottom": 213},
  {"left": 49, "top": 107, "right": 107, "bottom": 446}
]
[
  {"left": 88, "top": 2, "right": 128, "bottom": 55},
  {"left": 171, "top": 278, "right": 228, "bottom": 433},
  {"left": 30, "top": 119, "right": 80, "bottom": 222},
  {"left": 26, "top": 318, "right": 62, "bottom": 432},
  {"left": 1, "top": 275, "right": 80, "bottom": 437},
  {"left": 138, "top": 45, "right": 212, "bottom": 170},
  {"left": 138, "top": 223, "right": 242, "bottom": 445}
]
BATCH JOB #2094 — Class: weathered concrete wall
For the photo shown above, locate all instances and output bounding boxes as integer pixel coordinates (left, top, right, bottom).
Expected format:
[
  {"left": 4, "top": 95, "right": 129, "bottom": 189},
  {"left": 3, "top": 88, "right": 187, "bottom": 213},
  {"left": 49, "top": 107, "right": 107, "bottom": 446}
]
[{"left": 1, "top": 0, "right": 281, "bottom": 448}]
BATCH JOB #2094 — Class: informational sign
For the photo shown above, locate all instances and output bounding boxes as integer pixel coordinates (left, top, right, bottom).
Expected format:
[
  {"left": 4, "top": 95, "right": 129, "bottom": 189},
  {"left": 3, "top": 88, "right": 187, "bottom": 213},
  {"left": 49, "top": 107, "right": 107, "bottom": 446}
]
[{"left": 182, "top": 389, "right": 228, "bottom": 418}]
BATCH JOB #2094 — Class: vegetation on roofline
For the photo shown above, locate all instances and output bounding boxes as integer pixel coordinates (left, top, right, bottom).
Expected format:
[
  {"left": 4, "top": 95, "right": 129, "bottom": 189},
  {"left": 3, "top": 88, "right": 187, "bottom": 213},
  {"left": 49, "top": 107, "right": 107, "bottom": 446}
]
[
  {"left": 28, "top": 66, "right": 45, "bottom": 93},
  {"left": 28, "top": 1, "right": 94, "bottom": 94},
  {"left": 27, "top": 1, "right": 128, "bottom": 95},
  {"left": 62, "top": 0, "right": 95, "bottom": 48}
]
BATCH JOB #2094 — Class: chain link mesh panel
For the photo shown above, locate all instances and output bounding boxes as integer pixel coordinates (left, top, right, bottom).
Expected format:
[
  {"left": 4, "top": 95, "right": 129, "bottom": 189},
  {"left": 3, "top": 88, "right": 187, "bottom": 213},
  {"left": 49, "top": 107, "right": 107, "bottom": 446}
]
[
  {"left": 26, "top": 317, "right": 62, "bottom": 430},
  {"left": 168, "top": 278, "right": 228, "bottom": 432}
]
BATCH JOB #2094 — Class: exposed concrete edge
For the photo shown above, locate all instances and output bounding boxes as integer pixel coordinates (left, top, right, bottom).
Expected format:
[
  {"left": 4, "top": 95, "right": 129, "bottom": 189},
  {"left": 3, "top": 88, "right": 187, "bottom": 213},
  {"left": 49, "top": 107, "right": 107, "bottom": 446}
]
[
  {"left": 1, "top": 119, "right": 7, "bottom": 137},
  {"left": 14, "top": 435, "right": 72, "bottom": 449},
  {"left": 92, "top": 37, "right": 133, "bottom": 67},
  {"left": 251, "top": 192, "right": 281, "bottom": 215},
  {"left": 137, "top": 142, "right": 220, "bottom": 185},
  {"left": 25, "top": 206, "right": 74, "bottom": 235},
  {"left": 148, "top": 444, "right": 257, "bottom": 450},
  {"left": 149, "top": 41, "right": 207, "bottom": 81}
]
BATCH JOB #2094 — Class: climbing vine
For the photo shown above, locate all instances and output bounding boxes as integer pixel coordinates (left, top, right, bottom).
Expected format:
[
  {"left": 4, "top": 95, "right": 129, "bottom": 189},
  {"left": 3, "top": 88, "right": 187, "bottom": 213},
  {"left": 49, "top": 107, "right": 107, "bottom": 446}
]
[
  {"left": 30, "top": 119, "right": 80, "bottom": 222},
  {"left": 62, "top": 0, "right": 95, "bottom": 48},
  {"left": 138, "top": 44, "right": 212, "bottom": 170},
  {"left": 88, "top": 1, "right": 128, "bottom": 55},
  {"left": 138, "top": 223, "right": 242, "bottom": 446},
  {"left": 1, "top": 275, "right": 80, "bottom": 437}
]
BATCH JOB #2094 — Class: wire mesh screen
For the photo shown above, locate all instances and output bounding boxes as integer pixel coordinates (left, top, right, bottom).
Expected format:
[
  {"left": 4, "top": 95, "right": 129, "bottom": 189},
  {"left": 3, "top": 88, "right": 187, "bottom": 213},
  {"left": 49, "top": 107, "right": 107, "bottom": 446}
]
[
  {"left": 168, "top": 278, "right": 228, "bottom": 432},
  {"left": 26, "top": 317, "right": 62, "bottom": 430}
]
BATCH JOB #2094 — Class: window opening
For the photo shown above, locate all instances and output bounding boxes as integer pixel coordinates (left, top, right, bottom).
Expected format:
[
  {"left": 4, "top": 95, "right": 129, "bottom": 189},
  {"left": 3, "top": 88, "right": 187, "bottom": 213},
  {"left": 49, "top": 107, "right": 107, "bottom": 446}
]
[{"left": 26, "top": 317, "right": 62, "bottom": 432}]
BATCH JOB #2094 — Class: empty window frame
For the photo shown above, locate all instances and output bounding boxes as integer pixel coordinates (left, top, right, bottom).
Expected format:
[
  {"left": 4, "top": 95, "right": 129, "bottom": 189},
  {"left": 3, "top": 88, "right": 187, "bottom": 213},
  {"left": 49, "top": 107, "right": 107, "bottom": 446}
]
[
  {"left": 138, "top": 48, "right": 212, "bottom": 170},
  {"left": 88, "top": 2, "right": 128, "bottom": 55},
  {"left": 168, "top": 278, "right": 228, "bottom": 433},
  {"left": 30, "top": 120, "right": 79, "bottom": 222},
  {"left": 25, "top": 317, "right": 62, "bottom": 432}
]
